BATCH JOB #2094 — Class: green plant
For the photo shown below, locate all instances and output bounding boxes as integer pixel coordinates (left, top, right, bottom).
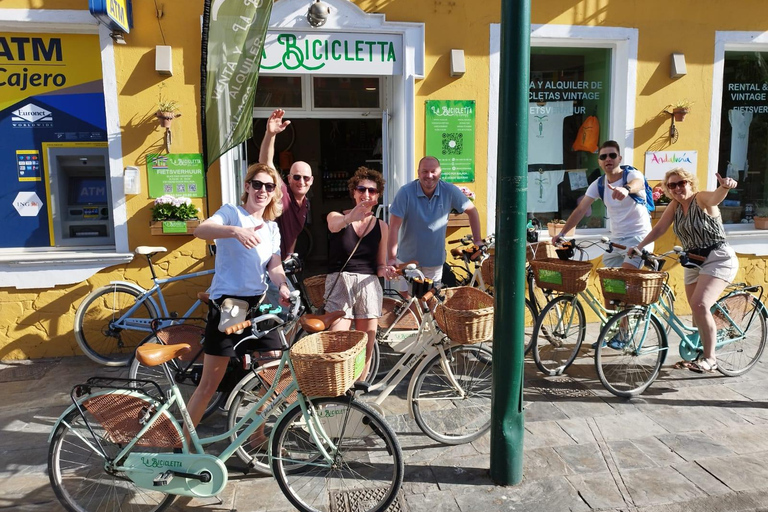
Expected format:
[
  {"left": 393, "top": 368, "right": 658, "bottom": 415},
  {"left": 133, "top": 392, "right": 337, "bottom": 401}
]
[
  {"left": 156, "top": 83, "right": 179, "bottom": 114},
  {"left": 151, "top": 195, "right": 198, "bottom": 221},
  {"left": 755, "top": 205, "right": 768, "bottom": 218},
  {"left": 673, "top": 99, "right": 694, "bottom": 111}
]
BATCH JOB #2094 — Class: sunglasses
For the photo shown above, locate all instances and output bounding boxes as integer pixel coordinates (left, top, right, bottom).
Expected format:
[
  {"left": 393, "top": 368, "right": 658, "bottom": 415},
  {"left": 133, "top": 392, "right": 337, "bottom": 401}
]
[
  {"left": 355, "top": 186, "right": 379, "bottom": 195},
  {"left": 291, "top": 175, "right": 312, "bottom": 183},
  {"left": 598, "top": 152, "right": 619, "bottom": 161},
  {"left": 666, "top": 179, "right": 689, "bottom": 190},
  {"left": 250, "top": 180, "right": 276, "bottom": 192}
]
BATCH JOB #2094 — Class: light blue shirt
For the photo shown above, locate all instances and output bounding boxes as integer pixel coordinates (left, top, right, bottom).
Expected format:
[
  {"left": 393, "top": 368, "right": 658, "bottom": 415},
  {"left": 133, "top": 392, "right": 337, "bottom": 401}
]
[
  {"left": 207, "top": 204, "right": 281, "bottom": 298},
  {"left": 389, "top": 180, "right": 472, "bottom": 266}
]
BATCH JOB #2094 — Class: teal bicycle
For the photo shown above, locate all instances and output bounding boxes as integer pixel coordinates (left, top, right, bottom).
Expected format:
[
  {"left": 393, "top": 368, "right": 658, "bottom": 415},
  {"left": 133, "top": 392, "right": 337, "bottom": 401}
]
[{"left": 594, "top": 247, "right": 768, "bottom": 397}]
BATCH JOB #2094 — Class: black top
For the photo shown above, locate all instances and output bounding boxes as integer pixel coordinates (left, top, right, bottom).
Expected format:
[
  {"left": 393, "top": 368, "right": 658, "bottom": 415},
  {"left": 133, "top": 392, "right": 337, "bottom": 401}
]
[{"left": 328, "top": 218, "right": 381, "bottom": 274}]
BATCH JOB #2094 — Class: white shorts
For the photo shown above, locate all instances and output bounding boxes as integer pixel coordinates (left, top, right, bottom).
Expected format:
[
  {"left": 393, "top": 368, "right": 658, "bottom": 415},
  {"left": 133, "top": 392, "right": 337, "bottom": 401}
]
[
  {"left": 324, "top": 272, "right": 382, "bottom": 319},
  {"left": 683, "top": 245, "right": 739, "bottom": 286}
]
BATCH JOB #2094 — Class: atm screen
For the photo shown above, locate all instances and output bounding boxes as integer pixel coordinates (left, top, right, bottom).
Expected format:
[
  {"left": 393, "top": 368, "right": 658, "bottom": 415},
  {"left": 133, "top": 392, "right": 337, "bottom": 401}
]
[{"left": 69, "top": 176, "right": 107, "bottom": 205}]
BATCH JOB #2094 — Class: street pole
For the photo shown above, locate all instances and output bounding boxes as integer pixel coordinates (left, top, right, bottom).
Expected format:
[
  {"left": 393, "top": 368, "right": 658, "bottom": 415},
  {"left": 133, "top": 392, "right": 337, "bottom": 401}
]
[{"left": 490, "top": 0, "right": 530, "bottom": 486}]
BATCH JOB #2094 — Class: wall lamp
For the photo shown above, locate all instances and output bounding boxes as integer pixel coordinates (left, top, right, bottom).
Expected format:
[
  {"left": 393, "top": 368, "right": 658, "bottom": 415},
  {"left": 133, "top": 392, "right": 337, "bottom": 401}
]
[
  {"left": 307, "top": 0, "right": 331, "bottom": 28},
  {"left": 450, "top": 49, "right": 465, "bottom": 77},
  {"left": 671, "top": 53, "right": 687, "bottom": 78}
]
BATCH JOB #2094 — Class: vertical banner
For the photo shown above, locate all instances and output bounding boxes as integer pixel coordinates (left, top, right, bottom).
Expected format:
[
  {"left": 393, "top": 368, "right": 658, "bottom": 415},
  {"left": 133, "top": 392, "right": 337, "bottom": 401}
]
[
  {"left": 201, "top": 0, "right": 273, "bottom": 171},
  {"left": 425, "top": 100, "right": 476, "bottom": 183}
]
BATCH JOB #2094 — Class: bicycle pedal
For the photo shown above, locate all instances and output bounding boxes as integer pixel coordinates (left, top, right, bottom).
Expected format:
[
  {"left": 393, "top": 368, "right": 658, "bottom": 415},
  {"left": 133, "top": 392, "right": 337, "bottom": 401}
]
[{"left": 153, "top": 470, "right": 174, "bottom": 486}]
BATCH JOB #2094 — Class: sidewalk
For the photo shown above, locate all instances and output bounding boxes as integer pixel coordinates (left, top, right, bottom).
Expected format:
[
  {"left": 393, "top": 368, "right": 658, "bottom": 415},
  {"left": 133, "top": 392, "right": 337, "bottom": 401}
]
[{"left": 3, "top": 335, "right": 768, "bottom": 512}]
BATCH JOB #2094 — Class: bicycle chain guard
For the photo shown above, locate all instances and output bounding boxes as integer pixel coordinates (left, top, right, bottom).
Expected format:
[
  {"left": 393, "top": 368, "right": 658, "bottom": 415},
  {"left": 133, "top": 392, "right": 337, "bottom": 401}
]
[{"left": 123, "top": 452, "right": 228, "bottom": 498}]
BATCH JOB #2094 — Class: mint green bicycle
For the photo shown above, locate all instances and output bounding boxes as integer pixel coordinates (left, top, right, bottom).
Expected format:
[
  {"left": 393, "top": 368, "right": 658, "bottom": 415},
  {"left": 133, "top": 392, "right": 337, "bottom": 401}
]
[{"left": 595, "top": 247, "right": 768, "bottom": 397}]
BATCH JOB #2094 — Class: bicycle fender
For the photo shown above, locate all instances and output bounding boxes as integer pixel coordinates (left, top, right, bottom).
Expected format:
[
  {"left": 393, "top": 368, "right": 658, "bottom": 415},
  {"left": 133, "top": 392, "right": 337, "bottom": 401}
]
[
  {"left": 48, "top": 402, "right": 79, "bottom": 443},
  {"left": 105, "top": 281, "right": 161, "bottom": 312}
]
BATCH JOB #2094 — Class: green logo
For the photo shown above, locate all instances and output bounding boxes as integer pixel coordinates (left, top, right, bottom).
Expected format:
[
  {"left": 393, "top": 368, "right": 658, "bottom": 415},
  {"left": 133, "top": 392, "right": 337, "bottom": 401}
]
[
  {"left": 538, "top": 269, "right": 563, "bottom": 285},
  {"left": 141, "top": 456, "right": 182, "bottom": 469},
  {"left": 603, "top": 278, "right": 627, "bottom": 295},
  {"left": 262, "top": 33, "right": 397, "bottom": 71}
]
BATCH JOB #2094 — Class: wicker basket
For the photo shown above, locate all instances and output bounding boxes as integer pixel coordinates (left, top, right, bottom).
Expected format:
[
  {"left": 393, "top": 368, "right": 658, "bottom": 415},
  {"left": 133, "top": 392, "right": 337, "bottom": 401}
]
[
  {"left": 526, "top": 241, "right": 557, "bottom": 262},
  {"left": 290, "top": 331, "right": 367, "bottom": 397},
  {"left": 597, "top": 267, "right": 667, "bottom": 306},
  {"left": 481, "top": 255, "right": 494, "bottom": 286},
  {"left": 154, "top": 324, "right": 204, "bottom": 362},
  {"left": 530, "top": 258, "right": 593, "bottom": 294},
  {"left": 434, "top": 286, "right": 494, "bottom": 344},
  {"left": 713, "top": 293, "right": 753, "bottom": 330},
  {"left": 84, "top": 392, "right": 182, "bottom": 448},
  {"left": 303, "top": 274, "right": 327, "bottom": 309}
]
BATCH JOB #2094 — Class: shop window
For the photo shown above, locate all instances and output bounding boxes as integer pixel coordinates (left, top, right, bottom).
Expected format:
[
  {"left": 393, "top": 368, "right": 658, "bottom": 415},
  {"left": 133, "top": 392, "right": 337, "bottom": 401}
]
[
  {"left": 717, "top": 51, "right": 768, "bottom": 224},
  {"left": 312, "top": 77, "right": 381, "bottom": 109},
  {"left": 527, "top": 47, "right": 612, "bottom": 228},
  {"left": 254, "top": 76, "right": 304, "bottom": 108}
]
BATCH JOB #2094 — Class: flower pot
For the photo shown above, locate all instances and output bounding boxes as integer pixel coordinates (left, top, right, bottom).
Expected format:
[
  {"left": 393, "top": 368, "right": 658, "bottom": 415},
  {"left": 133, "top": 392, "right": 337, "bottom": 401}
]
[
  {"left": 651, "top": 204, "right": 668, "bottom": 219},
  {"left": 156, "top": 111, "right": 179, "bottom": 129},
  {"left": 754, "top": 216, "right": 768, "bottom": 230},
  {"left": 548, "top": 222, "right": 574, "bottom": 238},
  {"left": 672, "top": 108, "right": 688, "bottom": 122},
  {"left": 150, "top": 219, "right": 199, "bottom": 235}
]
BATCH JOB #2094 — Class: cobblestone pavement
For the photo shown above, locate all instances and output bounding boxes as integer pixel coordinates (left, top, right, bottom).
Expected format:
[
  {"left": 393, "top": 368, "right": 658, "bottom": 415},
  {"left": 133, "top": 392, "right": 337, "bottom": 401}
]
[{"left": 3, "top": 324, "right": 768, "bottom": 511}]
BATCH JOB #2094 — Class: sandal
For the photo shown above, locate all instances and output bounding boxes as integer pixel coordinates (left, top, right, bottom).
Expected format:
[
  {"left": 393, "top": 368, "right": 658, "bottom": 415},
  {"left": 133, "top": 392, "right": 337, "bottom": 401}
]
[
  {"left": 673, "top": 360, "right": 696, "bottom": 370},
  {"left": 689, "top": 358, "right": 718, "bottom": 373}
]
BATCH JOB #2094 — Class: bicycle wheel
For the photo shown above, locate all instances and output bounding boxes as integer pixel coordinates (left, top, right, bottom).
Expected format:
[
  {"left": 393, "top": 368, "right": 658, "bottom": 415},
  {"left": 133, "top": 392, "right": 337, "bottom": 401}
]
[
  {"left": 366, "top": 340, "right": 380, "bottom": 384},
  {"left": 532, "top": 295, "right": 586, "bottom": 376},
  {"left": 74, "top": 284, "right": 159, "bottom": 366},
  {"left": 49, "top": 405, "right": 175, "bottom": 512},
  {"left": 524, "top": 299, "right": 537, "bottom": 354},
  {"left": 271, "top": 397, "right": 404, "bottom": 512},
  {"left": 411, "top": 343, "right": 493, "bottom": 444},
  {"left": 595, "top": 308, "right": 667, "bottom": 397},
  {"left": 129, "top": 333, "right": 222, "bottom": 421},
  {"left": 713, "top": 293, "right": 767, "bottom": 376},
  {"left": 227, "top": 369, "right": 292, "bottom": 474}
]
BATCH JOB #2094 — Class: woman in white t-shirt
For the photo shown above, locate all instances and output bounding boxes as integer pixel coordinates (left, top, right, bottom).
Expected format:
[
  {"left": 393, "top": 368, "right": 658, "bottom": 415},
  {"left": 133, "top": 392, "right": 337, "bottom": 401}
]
[{"left": 186, "top": 163, "right": 291, "bottom": 433}]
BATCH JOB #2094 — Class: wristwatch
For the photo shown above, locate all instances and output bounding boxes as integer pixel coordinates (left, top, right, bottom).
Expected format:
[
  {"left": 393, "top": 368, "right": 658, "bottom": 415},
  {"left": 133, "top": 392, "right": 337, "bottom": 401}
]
[{"left": 623, "top": 185, "right": 632, "bottom": 194}]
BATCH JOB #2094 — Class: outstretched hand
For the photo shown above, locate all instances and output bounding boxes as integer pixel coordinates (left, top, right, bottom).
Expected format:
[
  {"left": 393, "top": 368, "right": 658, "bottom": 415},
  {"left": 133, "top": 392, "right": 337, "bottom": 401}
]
[
  {"left": 605, "top": 181, "right": 630, "bottom": 201},
  {"left": 346, "top": 200, "right": 377, "bottom": 224},
  {"left": 715, "top": 173, "right": 737, "bottom": 190},
  {"left": 267, "top": 109, "right": 291, "bottom": 136}
]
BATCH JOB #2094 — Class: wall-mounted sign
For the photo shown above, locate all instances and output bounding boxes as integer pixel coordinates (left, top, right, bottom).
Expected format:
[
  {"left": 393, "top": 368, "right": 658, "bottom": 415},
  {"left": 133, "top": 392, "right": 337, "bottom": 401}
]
[
  {"left": 88, "top": 0, "right": 133, "bottom": 33},
  {"left": 16, "top": 150, "right": 41, "bottom": 181},
  {"left": 147, "top": 154, "right": 206, "bottom": 198},
  {"left": 425, "top": 100, "right": 476, "bottom": 183},
  {"left": 260, "top": 31, "right": 402, "bottom": 75},
  {"left": 12, "top": 191, "right": 43, "bottom": 217},
  {"left": 644, "top": 150, "right": 698, "bottom": 180}
]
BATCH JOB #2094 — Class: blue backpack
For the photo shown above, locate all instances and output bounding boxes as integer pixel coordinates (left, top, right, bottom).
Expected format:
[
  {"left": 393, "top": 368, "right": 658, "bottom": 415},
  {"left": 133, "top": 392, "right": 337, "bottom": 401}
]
[{"left": 596, "top": 165, "right": 655, "bottom": 212}]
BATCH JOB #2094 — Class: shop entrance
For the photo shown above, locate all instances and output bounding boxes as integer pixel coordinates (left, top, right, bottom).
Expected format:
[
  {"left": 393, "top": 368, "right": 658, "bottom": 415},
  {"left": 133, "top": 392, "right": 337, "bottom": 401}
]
[{"left": 246, "top": 117, "right": 383, "bottom": 275}]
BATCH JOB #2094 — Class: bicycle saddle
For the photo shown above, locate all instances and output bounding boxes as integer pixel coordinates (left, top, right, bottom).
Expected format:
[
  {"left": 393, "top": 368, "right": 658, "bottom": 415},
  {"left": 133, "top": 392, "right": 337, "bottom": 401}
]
[
  {"left": 450, "top": 245, "right": 478, "bottom": 258},
  {"left": 300, "top": 310, "right": 346, "bottom": 333},
  {"left": 135, "top": 342, "right": 191, "bottom": 367}
]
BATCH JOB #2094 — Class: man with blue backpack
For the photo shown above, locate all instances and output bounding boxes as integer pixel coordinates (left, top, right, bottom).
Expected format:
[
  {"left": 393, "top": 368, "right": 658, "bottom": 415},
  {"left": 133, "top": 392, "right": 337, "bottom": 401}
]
[{"left": 552, "top": 140, "right": 654, "bottom": 269}]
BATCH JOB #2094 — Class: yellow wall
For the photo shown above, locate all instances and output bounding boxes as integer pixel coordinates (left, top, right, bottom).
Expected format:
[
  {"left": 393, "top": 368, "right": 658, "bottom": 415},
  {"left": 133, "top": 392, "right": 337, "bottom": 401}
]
[{"left": 2, "top": 0, "right": 768, "bottom": 358}]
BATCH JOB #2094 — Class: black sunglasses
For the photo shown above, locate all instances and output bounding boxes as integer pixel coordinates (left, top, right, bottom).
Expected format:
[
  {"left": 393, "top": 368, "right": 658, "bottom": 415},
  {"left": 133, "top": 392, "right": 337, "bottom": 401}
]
[
  {"left": 355, "top": 185, "right": 379, "bottom": 195},
  {"left": 598, "top": 152, "right": 618, "bottom": 161},
  {"left": 291, "top": 175, "right": 312, "bottom": 183},
  {"left": 666, "top": 179, "right": 689, "bottom": 189},
  {"left": 250, "top": 180, "right": 276, "bottom": 192}
]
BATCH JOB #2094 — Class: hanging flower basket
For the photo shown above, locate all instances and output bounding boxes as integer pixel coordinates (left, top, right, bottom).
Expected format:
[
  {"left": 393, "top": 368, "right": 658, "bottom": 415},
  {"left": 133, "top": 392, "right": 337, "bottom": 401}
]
[
  {"left": 150, "top": 220, "right": 200, "bottom": 236},
  {"left": 672, "top": 108, "right": 688, "bottom": 122},
  {"left": 156, "top": 111, "right": 180, "bottom": 129},
  {"left": 150, "top": 195, "right": 199, "bottom": 235}
]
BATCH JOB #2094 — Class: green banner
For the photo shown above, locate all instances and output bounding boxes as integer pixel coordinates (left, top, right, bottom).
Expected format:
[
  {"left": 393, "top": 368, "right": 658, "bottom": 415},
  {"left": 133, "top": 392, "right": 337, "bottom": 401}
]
[
  {"left": 147, "top": 153, "right": 206, "bottom": 198},
  {"left": 201, "top": 0, "right": 273, "bottom": 170},
  {"left": 425, "top": 100, "right": 476, "bottom": 182}
]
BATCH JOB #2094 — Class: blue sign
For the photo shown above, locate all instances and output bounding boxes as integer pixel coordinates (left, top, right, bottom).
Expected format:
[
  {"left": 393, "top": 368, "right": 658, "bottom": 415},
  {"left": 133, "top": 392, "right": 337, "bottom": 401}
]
[{"left": 89, "top": 0, "right": 133, "bottom": 33}]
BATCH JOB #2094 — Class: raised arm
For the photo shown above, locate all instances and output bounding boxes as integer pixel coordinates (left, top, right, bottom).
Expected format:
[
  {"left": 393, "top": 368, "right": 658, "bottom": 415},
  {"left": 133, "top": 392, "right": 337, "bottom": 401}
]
[
  {"left": 259, "top": 108, "right": 291, "bottom": 170},
  {"left": 697, "top": 174, "right": 738, "bottom": 208}
]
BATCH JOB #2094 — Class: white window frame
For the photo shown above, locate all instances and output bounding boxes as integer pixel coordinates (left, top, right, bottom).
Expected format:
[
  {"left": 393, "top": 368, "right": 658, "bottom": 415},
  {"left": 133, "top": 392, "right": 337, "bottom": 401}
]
[
  {"left": 488, "top": 23, "right": 638, "bottom": 254},
  {"left": 709, "top": 31, "right": 768, "bottom": 256},
  {"left": 0, "top": 9, "right": 132, "bottom": 289}
]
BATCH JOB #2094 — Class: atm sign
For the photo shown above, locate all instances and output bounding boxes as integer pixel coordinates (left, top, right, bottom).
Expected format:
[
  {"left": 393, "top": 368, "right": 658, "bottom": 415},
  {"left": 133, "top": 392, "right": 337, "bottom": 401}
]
[{"left": 89, "top": 0, "right": 132, "bottom": 33}]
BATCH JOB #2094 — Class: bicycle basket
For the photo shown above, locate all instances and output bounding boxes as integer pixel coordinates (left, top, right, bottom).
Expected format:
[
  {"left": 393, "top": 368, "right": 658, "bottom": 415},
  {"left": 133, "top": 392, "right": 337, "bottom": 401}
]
[
  {"left": 526, "top": 241, "right": 557, "bottom": 262},
  {"left": 530, "top": 258, "right": 592, "bottom": 294},
  {"left": 290, "top": 331, "right": 366, "bottom": 397},
  {"left": 153, "top": 323, "right": 204, "bottom": 362},
  {"left": 83, "top": 391, "right": 182, "bottom": 448},
  {"left": 712, "top": 293, "right": 753, "bottom": 330},
  {"left": 481, "top": 255, "right": 494, "bottom": 286},
  {"left": 302, "top": 274, "right": 327, "bottom": 309},
  {"left": 597, "top": 267, "right": 667, "bottom": 306},
  {"left": 434, "top": 286, "right": 494, "bottom": 344}
]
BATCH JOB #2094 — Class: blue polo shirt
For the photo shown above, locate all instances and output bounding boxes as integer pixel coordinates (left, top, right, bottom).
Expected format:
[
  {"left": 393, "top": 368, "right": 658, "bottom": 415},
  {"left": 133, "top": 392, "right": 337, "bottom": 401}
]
[{"left": 390, "top": 180, "right": 472, "bottom": 266}]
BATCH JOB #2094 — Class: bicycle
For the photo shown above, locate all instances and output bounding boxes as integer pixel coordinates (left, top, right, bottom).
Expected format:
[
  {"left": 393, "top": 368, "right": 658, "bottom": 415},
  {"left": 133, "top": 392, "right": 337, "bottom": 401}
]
[
  {"left": 529, "top": 237, "right": 675, "bottom": 376},
  {"left": 445, "top": 234, "right": 495, "bottom": 291},
  {"left": 365, "top": 264, "right": 493, "bottom": 445},
  {"left": 594, "top": 247, "right": 768, "bottom": 397},
  {"left": 74, "top": 246, "right": 215, "bottom": 366},
  {"left": 48, "top": 291, "right": 404, "bottom": 512}
]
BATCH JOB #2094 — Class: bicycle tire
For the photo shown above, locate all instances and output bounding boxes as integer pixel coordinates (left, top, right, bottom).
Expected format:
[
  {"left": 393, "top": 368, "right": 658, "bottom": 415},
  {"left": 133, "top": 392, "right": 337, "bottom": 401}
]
[
  {"left": 129, "top": 334, "right": 222, "bottom": 421},
  {"left": 713, "top": 292, "right": 767, "bottom": 376},
  {"left": 524, "top": 299, "right": 537, "bottom": 354},
  {"left": 532, "top": 295, "right": 586, "bottom": 376},
  {"left": 271, "top": 396, "right": 404, "bottom": 512},
  {"left": 411, "top": 343, "right": 493, "bottom": 444},
  {"left": 227, "top": 370, "right": 291, "bottom": 474},
  {"left": 74, "top": 284, "right": 159, "bottom": 366},
  {"left": 48, "top": 405, "right": 176, "bottom": 512},
  {"left": 595, "top": 308, "right": 667, "bottom": 397}
]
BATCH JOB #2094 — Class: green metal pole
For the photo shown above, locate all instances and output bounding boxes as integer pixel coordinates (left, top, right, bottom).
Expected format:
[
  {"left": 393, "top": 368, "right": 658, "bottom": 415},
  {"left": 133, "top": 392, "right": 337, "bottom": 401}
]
[{"left": 490, "top": 0, "right": 530, "bottom": 486}]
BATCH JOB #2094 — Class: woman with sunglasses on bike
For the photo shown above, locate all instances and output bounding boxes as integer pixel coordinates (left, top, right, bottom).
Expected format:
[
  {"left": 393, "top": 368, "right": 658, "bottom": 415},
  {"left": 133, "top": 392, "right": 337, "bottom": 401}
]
[
  {"left": 630, "top": 168, "right": 739, "bottom": 373},
  {"left": 325, "top": 167, "right": 394, "bottom": 380},
  {"left": 186, "top": 163, "right": 292, "bottom": 432}
]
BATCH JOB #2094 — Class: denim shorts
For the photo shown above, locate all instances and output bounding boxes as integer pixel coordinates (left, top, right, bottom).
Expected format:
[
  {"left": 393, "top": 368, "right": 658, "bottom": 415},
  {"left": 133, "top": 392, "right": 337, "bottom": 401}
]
[{"left": 602, "top": 235, "right": 653, "bottom": 269}]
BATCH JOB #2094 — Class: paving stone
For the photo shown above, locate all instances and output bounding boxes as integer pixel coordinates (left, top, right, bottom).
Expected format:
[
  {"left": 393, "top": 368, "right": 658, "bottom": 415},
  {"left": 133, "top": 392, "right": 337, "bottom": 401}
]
[
  {"left": 554, "top": 443, "right": 609, "bottom": 474},
  {"left": 605, "top": 439, "right": 658, "bottom": 470},
  {"left": 454, "top": 476, "right": 590, "bottom": 512},
  {"left": 521, "top": 447, "right": 570, "bottom": 480},
  {"left": 622, "top": 464, "right": 704, "bottom": 507},
  {"left": 656, "top": 432, "right": 733, "bottom": 461},
  {"left": 630, "top": 436, "right": 687, "bottom": 466},
  {"left": 706, "top": 424, "right": 768, "bottom": 454},
  {"left": 523, "top": 399, "right": 570, "bottom": 422},
  {"left": 671, "top": 460, "right": 732, "bottom": 496},
  {"left": 591, "top": 411, "right": 669, "bottom": 442},
  {"left": 401, "top": 464, "right": 438, "bottom": 496},
  {"left": 556, "top": 416, "right": 597, "bottom": 445},
  {"left": 552, "top": 396, "right": 617, "bottom": 420},
  {"left": 565, "top": 471, "right": 628, "bottom": 510},
  {"left": 643, "top": 404, "right": 737, "bottom": 434},
  {"left": 524, "top": 420, "right": 577, "bottom": 450},
  {"left": 696, "top": 453, "right": 768, "bottom": 492},
  {"left": 404, "top": 490, "right": 461, "bottom": 512}
]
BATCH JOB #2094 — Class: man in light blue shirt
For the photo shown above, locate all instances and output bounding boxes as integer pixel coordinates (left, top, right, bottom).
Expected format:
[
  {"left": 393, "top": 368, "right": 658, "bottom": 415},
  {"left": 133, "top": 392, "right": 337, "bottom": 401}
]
[{"left": 387, "top": 156, "right": 482, "bottom": 286}]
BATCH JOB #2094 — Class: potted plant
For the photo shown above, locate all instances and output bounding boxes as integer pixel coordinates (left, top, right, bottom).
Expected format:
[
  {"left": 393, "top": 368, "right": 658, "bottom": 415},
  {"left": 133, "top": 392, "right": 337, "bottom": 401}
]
[
  {"left": 547, "top": 218, "right": 574, "bottom": 237},
  {"left": 754, "top": 205, "right": 768, "bottom": 230},
  {"left": 672, "top": 100, "right": 693, "bottom": 122},
  {"left": 150, "top": 195, "right": 199, "bottom": 235},
  {"left": 651, "top": 184, "right": 671, "bottom": 218},
  {"left": 156, "top": 85, "right": 180, "bottom": 128}
]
